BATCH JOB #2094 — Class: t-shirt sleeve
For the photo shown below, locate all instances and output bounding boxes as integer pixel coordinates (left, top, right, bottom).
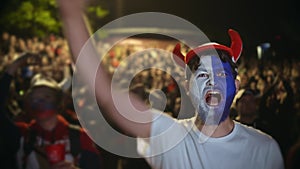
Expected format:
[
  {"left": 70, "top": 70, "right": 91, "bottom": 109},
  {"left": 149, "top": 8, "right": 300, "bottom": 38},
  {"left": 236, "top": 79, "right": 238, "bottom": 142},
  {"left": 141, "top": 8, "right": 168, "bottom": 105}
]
[{"left": 265, "top": 139, "right": 284, "bottom": 169}]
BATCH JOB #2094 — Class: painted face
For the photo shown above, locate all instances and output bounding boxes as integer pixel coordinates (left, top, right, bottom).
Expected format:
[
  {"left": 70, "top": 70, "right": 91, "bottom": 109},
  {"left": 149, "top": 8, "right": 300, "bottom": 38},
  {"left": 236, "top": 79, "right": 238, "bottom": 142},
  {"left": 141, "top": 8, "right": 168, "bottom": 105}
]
[
  {"left": 188, "top": 55, "right": 236, "bottom": 125},
  {"left": 28, "top": 86, "right": 58, "bottom": 120}
]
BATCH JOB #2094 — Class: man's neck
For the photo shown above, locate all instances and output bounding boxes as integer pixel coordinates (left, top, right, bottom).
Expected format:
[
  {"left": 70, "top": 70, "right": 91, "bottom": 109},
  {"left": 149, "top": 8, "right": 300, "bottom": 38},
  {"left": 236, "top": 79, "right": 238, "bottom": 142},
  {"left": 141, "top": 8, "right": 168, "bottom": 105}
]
[{"left": 195, "top": 116, "right": 234, "bottom": 138}]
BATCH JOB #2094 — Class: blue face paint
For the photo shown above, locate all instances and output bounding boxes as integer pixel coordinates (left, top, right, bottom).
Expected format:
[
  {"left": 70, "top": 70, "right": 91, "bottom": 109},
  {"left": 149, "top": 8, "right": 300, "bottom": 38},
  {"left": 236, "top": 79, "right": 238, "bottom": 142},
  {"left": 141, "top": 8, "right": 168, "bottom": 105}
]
[
  {"left": 220, "top": 60, "right": 236, "bottom": 122},
  {"left": 189, "top": 55, "right": 235, "bottom": 125},
  {"left": 30, "top": 99, "right": 57, "bottom": 119}
]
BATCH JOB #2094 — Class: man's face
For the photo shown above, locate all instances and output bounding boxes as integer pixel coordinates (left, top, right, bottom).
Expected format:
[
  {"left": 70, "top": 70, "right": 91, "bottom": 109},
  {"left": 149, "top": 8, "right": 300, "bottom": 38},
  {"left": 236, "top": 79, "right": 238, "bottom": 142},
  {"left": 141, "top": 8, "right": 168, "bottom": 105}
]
[{"left": 188, "top": 55, "right": 236, "bottom": 125}]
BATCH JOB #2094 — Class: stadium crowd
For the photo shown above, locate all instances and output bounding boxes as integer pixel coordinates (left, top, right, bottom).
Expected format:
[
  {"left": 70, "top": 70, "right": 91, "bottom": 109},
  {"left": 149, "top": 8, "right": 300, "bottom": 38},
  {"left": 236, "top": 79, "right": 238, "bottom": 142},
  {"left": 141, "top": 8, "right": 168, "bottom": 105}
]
[{"left": 1, "top": 31, "right": 300, "bottom": 169}]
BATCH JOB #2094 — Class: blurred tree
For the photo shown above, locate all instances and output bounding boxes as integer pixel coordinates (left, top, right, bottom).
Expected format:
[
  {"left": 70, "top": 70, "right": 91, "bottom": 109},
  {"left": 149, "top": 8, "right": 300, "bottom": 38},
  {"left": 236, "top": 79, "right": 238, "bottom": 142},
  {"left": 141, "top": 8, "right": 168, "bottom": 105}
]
[{"left": 0, "top": 0, "right": 108, "bottom": 37}]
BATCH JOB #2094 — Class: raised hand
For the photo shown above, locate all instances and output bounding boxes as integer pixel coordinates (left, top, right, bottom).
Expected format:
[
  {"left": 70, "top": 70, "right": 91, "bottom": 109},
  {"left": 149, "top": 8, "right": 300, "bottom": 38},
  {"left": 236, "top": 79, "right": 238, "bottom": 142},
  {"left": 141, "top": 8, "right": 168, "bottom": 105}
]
[{"left": 5, "top": 52, "right": 40, "bottom": 76}]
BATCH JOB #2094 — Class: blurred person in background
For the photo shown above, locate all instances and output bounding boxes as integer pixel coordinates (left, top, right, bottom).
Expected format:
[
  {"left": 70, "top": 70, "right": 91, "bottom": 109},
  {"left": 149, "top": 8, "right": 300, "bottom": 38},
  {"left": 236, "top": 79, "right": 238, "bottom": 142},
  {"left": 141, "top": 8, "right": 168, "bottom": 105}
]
[
  {"left": 233, "top": 88, "right": 271, "bottom": 134},
  {"left": 0, "top": 53, "right": 103, "bottom": 169},
  {"left": 286, "top": 130, "right": 300, "bottom": 169},
  {"left": 259, "top": 75, "right": 297, "bottom": 158},
  {"left": 0, "top": 43, "right": 21, "bottom": 169}
]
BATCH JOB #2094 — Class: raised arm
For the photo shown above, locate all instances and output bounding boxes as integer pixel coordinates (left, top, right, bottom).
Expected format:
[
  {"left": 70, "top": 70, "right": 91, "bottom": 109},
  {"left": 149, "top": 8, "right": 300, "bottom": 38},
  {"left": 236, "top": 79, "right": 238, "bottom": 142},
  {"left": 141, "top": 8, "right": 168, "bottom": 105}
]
[
  {"left": 57, "top": 0, "right": 152, "bottom": 138},
  {"left": 1, "top": 53, "right": 39, "bottom": 105}
]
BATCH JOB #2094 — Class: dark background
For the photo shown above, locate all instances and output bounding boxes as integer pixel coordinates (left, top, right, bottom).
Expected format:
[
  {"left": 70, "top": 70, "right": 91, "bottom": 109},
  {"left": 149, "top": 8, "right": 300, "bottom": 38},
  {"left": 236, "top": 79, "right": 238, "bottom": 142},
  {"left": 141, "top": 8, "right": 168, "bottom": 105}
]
[
  {"left": 1, "top": 0, "right": 299, "bottom": 57},
  {"left": 102, "top": 0, "right": 300, "bottom": 57}
]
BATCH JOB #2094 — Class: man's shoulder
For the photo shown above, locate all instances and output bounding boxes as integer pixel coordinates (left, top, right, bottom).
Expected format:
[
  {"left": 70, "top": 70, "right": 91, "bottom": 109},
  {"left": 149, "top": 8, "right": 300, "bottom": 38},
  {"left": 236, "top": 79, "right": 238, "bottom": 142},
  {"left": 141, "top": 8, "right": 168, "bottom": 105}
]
[{"left": 235, "top": 121, "right": 275, "bottom": 143}]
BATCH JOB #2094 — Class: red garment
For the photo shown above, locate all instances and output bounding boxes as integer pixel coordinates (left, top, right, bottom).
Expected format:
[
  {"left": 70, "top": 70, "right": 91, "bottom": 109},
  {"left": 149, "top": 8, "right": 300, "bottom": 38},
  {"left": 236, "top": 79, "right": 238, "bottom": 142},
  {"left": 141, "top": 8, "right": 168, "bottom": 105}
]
[
  {"left": 15, "top": 115, "right": 102, "bottom": 169},
  {"left": 17, "top": 115, "right": 98, "bottom": 154}
]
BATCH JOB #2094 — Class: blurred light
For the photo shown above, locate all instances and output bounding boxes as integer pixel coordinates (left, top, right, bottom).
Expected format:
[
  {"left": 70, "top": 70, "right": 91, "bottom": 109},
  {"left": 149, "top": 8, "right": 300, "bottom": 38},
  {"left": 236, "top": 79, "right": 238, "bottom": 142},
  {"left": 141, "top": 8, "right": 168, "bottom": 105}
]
[
  {"left": 261, "top": 42, "right": 271, "bottom": 49},
  {"left": 257, "top": 46, "right": 262, "bottom": 60}
]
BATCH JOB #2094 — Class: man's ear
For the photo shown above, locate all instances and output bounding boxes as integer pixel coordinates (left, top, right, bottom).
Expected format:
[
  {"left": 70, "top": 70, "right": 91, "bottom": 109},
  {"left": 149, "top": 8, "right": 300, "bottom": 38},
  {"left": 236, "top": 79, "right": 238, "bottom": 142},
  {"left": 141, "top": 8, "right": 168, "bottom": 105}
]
[{"left": 235, "top": 79, "right": 240, "bottom": 93}]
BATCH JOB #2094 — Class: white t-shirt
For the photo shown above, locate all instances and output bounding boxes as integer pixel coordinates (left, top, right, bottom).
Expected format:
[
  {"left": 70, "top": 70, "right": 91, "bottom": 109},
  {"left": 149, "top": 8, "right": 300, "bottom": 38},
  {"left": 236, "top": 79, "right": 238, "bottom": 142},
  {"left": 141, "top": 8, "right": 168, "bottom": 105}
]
[{"left": 137, "top": 111, "right": 284, "bottom": 169}]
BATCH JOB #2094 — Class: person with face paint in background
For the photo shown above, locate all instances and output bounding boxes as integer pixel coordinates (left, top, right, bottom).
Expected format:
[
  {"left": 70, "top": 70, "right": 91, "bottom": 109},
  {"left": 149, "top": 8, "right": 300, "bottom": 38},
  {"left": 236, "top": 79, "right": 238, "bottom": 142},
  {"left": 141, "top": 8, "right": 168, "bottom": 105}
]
[
  {"left": 17, "top": 75, "right": 103, "bottom": 169},
  {"left": 56, "top": 0, "right": 284, "bottom": 168},
  {"left": 0, "top": 53, "right": 103, "bottom": 169}
]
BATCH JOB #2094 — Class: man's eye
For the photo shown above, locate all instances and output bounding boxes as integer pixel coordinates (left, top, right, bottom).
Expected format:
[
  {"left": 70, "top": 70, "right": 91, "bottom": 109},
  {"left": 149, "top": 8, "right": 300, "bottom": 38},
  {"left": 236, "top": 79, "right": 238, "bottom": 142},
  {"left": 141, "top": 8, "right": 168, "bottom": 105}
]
[
  {"left": 217, "top": 72, "right": 227, "bottom": 77},
  {"left": 197, "top": 73, "right": 209, "bottom": 78}
]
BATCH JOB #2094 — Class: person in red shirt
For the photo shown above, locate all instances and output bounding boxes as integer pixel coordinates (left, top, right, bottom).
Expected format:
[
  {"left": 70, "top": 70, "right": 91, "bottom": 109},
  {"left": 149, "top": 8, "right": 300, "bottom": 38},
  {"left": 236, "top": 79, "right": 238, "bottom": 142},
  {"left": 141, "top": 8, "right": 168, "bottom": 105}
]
[{"left": 2, "top": 53, "right": 103, "bottom": 169}]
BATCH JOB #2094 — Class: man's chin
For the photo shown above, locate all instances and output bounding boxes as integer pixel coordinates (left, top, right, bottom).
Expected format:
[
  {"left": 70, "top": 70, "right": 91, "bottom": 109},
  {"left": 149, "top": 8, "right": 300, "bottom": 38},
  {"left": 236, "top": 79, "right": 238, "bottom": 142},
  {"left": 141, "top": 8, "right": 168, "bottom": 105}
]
[
  {"left": 197, "top": 110, "right": 224, "bottom": 125},
  {"left": 203, "top": 119, "right": 221, "bottom": 126}
]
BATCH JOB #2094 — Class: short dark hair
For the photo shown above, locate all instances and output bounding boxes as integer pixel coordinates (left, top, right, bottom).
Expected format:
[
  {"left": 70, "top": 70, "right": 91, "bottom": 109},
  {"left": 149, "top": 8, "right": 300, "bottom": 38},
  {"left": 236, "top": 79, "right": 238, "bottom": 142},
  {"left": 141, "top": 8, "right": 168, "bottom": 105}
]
[{"left": 186, "top": 49, "right": 238, "bottom": 80}]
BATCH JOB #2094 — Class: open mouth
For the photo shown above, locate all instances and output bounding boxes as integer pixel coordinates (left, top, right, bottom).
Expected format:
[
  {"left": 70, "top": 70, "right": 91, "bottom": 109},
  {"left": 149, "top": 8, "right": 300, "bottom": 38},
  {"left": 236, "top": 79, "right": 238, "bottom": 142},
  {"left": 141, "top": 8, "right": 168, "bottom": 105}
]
[{"left": 205, "top": 91, "right": 222, "bottom": 106}]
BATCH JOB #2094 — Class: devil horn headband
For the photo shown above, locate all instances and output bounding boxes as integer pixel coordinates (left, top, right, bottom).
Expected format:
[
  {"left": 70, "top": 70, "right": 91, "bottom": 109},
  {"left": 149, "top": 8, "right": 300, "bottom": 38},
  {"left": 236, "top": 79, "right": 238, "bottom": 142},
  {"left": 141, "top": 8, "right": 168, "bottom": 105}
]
[{"left": 172, "top": 29, "right": 242, "bottom": 67}]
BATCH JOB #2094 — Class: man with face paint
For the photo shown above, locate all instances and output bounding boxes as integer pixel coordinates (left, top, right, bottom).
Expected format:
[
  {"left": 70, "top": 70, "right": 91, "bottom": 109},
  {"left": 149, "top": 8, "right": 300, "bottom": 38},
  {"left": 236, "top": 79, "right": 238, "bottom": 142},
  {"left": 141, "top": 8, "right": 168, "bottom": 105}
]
[
  {"left": 188, "top": 54, "right": 236, "bottom": 126},
  {"left": 134, "top": 31, "right": 284, "bottom": 169},
  {"left": 57, "top": 1, "right": 284, "bottom": 168}
]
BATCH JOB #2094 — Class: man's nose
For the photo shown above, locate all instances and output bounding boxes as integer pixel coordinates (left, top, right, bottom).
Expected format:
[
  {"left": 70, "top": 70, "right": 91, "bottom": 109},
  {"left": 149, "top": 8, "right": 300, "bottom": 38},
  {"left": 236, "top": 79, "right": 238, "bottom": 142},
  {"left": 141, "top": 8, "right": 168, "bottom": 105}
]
[{"left": 206, "top": 75, "right": 215, "bottom": 86}]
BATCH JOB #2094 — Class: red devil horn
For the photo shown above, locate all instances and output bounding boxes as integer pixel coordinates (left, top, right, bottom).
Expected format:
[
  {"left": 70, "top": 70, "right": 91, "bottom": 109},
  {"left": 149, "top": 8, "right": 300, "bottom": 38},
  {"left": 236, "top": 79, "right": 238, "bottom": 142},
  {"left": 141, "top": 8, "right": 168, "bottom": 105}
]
[
  {"left": 172, "top": 43, "right": 186, "bottom": 68},
  {"left": 228, "top": 29, "right": 243, "bottom": 63}
]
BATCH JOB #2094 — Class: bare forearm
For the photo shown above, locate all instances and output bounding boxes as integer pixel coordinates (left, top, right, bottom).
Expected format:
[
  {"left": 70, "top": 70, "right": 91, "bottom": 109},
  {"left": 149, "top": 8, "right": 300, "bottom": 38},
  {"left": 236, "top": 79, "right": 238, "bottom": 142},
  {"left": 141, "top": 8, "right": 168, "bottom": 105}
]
[
  {"left": 57, "top": 0, "right": 151, "bottom": 138},
  {"left": 57, "top": 0, "right": 89, "bottom": 61}
]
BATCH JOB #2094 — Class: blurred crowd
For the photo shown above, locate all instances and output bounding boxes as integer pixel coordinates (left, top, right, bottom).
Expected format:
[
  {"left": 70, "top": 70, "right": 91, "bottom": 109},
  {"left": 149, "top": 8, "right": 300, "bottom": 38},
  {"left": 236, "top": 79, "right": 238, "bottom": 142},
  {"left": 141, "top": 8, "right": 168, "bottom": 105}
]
[
  {"left": 1, "top": 31, "right": 300, "bottom": 169},
  {"left": 0, "top": 32, "right": 73, "bottom": 119}
]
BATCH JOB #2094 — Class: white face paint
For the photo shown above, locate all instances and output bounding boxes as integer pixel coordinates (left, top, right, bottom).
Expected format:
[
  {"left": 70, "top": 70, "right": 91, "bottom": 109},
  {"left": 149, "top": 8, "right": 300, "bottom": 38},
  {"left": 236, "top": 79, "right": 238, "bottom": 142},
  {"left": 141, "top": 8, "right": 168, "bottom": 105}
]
[{"left": 188, "top": 55, "right": 236, "bottom": 125}]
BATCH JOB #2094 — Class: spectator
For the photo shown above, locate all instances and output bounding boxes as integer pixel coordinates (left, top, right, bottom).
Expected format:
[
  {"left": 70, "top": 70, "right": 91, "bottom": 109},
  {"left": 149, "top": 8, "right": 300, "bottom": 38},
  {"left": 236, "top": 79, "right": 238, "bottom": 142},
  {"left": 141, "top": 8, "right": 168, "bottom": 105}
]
[
  {"left": 259, "top": 76, "right": 297, "bottom": 157},
  {"left": 0, "top": 53, "right": 103, "bottom": 169},
  {"left": 0, "top": 32, "right": 10, "bottom": 55},
  {"left": 0, "top": 52, "right": 21, "bottom": 169},
  {"left": 233, "top": 88, "right": 271, "bottom": 134},
  {"left": 286, "top": 139, "right": 300, "bottom": 169}
]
